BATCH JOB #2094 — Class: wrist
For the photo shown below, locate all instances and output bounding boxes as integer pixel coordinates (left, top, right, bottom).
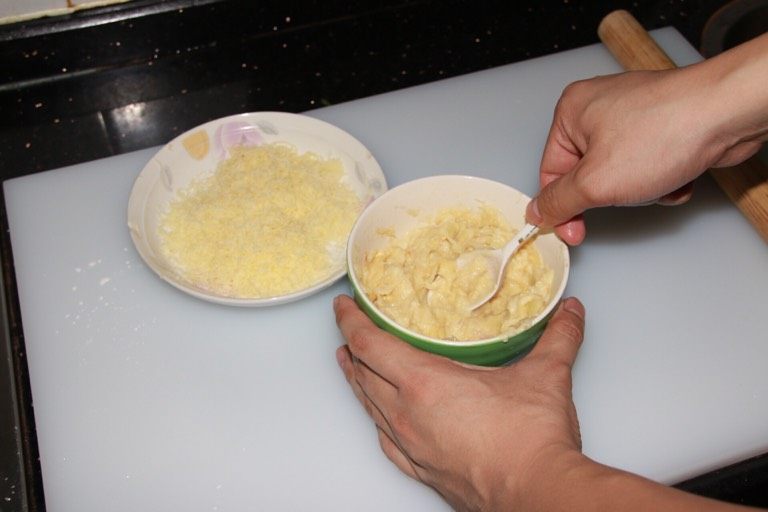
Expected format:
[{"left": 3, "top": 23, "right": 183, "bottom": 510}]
[
  {"left": 690, "top": 33, "right": 768, "bottom": 149},
  {"left": 490, "top": 446, "right": 592, "bottom": 512},
  {"left": 496, "top": 447, "right": 749, "bottom": 512}
]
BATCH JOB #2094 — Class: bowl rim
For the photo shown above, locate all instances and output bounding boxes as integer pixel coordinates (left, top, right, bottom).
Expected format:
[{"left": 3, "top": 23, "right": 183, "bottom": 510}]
[{"left": 346, "top": 174, "right": 570, "bottom": 346}]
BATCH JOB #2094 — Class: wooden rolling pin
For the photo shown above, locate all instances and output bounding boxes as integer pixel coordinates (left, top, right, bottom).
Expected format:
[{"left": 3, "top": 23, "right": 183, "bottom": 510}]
[{"left": 597, "top": 9, "right": 768, "bottom": 243}]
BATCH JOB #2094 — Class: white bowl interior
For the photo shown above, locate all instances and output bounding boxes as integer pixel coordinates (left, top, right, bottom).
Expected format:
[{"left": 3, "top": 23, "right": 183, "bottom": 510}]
[{"left": 348, "top": 174, "right": 569, "bottom": 342}]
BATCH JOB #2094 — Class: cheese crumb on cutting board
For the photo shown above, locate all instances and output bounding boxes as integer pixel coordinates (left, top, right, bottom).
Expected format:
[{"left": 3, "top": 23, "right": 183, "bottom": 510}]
[{"left": 159, "top": 143, "right": 362, "bottom": 298}]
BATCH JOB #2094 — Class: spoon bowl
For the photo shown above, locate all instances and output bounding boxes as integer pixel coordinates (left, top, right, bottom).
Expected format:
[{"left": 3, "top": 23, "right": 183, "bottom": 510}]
[{"left": 457, "top": 223, "right": 540, "bottom": 310}]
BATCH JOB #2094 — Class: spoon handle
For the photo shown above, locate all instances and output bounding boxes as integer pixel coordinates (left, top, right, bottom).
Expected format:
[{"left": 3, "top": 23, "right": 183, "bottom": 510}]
[{"left": 501, "top": 223, "right": 539, "bottom": 262}]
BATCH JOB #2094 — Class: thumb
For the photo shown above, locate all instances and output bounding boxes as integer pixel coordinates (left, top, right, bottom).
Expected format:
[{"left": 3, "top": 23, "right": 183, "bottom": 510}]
[
  {"left": 526, "top": 164, "right": 597, "bottom": 229},
  {"left": 527, "top": 297, "right": 586, "bottom": 369}
]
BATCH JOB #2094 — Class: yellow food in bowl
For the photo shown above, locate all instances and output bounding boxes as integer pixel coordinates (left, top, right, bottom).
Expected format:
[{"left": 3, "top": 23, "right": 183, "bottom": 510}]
[
  {"left": 159, "top": 143, "right": 362, "bottom": 298},
  {"left": 358, "top": 206, "right": 553, "bottom": 341}
]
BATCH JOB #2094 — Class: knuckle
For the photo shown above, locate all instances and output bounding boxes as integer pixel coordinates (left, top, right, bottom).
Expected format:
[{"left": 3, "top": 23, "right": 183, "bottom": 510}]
[
  {"left": 340, "top": 359, "right": 355, "bottom": 383},
  {"left": 524, "top": 357, "right": 572, "bottom": 397},
  {"left": 542, "top": 358, "right": 573, "bottom": 383},
  {"left": 560, "top": 80, "right": 584, "bottom": 102},
  {"left": 558, "top": 79, "right": 591, "bottom": 109},
  {"left": 537, "top": 184, "right": 569, "bottom": 219},
  {"left": 550, "top": 316, "right": 584, "bottom": 344},
  {"left": 570, "top": 171, "right": 597, "bottom": 203},
  {"left": 352, "top": 362, "right": 368, "bottom": 388},
  {"left": 400, "top": 371, "right": 435, "bottom": 406},
  {"left": 347, "top": 325, "right": 378, "bottom": 355},
  {"left": 378, "top": 431, "right": 399, "bottom": 460},
  {"left": 388, "top": 409, "right": 413, "bottom": 442},
  {"left": 362, "top": 397, "right": 376, "bottom": 418},
  {"left": 573, "top": 170, "right": 609, "bottom": 206}
]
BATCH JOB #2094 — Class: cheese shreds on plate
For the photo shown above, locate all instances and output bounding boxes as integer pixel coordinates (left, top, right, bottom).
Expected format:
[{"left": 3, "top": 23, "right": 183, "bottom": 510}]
[{"left": 159, "top": 143, "right": 362, "bottom": 298}]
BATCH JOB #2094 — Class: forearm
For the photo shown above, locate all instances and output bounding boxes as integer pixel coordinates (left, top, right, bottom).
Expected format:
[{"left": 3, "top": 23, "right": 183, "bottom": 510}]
[
  {"left": 508, "top": 451, "right": 756, "bottom": 512},
  {"left": 687, "top": 32, "right": 768, "bottom": 149}
]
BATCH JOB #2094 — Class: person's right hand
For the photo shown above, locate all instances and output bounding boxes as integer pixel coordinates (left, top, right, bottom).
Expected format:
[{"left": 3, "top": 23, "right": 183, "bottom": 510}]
[{"left": 526, "top": 39, "right": 767, "bottom": 245}]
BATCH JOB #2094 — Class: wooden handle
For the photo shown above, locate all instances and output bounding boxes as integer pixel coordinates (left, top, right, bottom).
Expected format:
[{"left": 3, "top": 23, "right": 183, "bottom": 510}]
[
  {"left": 598, "top": 10, "right": 768, "bottom": 243},
  {"left": 709, "top": 159, "right": 768, "bottom": 239},
  {"left": 598, "top": 10, "right": 676, "bottom": 70}
]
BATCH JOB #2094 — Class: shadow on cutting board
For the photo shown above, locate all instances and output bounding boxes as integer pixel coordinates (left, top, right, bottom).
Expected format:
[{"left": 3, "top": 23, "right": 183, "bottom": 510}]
[{"left": 578, "top": 173, "right": 735, "bottom": 246}]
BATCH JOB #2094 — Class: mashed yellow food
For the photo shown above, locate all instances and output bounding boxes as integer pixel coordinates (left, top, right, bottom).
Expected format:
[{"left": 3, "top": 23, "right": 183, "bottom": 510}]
[
  {"left": 358, "top": 206, "right": 553, "bottom": 341},
  {"left": 159, "top": 143, "right": 361, "bottom": 298}
]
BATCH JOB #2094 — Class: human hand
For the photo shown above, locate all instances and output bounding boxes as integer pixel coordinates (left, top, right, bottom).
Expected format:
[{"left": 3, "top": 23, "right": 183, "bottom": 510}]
[
  {"left": 527, "top": 67, "right": 764, "bottom": 245},
  {"left": 334, "top": 294, "right": 587, "bottom": 511}
]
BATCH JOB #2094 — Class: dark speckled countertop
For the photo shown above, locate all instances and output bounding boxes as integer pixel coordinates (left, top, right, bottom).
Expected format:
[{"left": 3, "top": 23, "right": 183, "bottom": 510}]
[
  {"left": 1, "top": 1, "right": 767, "bottom": 510},
  {"left": 0, "top": 0, "right": 734, "bottom": 178}
]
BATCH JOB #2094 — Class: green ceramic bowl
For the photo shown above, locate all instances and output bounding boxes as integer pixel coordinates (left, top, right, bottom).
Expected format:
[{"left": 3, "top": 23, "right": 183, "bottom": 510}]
[{"left": 346, "top": 175, "right": 570, "bottom": 367}]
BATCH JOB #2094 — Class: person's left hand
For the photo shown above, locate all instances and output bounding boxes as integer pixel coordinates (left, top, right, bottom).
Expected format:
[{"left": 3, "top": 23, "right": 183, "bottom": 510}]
[{"left": 333, "top": 294, "right": 587, "bottom": 511}]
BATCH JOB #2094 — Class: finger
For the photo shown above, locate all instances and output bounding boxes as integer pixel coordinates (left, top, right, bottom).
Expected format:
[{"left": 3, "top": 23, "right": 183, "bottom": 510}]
[
  {"left": 526, "top": 162, "right": 597, "bottom": 230},
  {"left": 337, "top": 346, "right": 372, "bottom": 411},
  {"left": 351, "top": 354, "right": 398, "bottom": 413},
  {"left": 337, "top": 346, "right": 399, "bottom": 440},
  {"left": 376, "top": 426, "right": 423, "bottom": 482},
  {"left": 553, "top": 214, "right": 586, "bottom": 246},
  {"left": 334, "top": 295, "right": 435, "bottom": 385},
  {"left": 528, "top": 297, "right": 585, "bottom": 369},
  {"left": 656, "top": 182, "right": 694, "bottom": 206},
  {"left": 712, "top": 140, "right": 761, "bottom": 168},
  {"left": 539, "top": 120, "right": 582, "bottom": 189},
  {"left": 535, "top": 125, "right": 588, "bottom": 246}
]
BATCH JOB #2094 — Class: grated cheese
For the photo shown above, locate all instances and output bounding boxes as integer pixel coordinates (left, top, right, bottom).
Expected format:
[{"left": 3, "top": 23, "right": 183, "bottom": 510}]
[{"left": 159, "top": 143, "right": 362, "bottom": 298}]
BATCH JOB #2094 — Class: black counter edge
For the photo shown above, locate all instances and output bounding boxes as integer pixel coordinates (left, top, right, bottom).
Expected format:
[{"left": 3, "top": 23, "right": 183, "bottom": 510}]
[
  {"left": 0, "top": 190, "right": 46, "bottom": 512},
  {"left": 0, "top": 0, "right": 222, "bottom": 42},
  {"left": 675, "top": 450, "right": 768, "bottom": 506}
]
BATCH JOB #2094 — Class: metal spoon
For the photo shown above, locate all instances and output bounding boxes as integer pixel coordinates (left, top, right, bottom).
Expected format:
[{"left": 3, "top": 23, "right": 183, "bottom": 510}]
[{"left": 458, "top": 223, "right": 540, "bottom": 310}]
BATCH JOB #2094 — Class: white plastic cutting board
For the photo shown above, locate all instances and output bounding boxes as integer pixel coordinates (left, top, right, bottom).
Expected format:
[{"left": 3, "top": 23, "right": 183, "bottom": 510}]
[{"left": 4, "top": 28, "right": 768, "bottom": 511}]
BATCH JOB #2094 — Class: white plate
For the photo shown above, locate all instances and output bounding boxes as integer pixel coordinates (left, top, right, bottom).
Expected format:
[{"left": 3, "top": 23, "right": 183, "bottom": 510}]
[{"left": 127, "top": 112, "right": 387, "bottom": 306}]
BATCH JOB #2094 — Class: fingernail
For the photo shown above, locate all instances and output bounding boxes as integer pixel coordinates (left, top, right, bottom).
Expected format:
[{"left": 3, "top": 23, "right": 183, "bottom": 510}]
[
  {"left": 333, "top": 295, "right": 340, "bottom": 309},
  {"left": 562, "top": 297, "right": 585, "bottom": 319},
  {"left": 562, "top": 223, "right": 581, "bottom": 245},
  {"left": 527, "top": 198, "right": 542, "bottom": 224}
]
